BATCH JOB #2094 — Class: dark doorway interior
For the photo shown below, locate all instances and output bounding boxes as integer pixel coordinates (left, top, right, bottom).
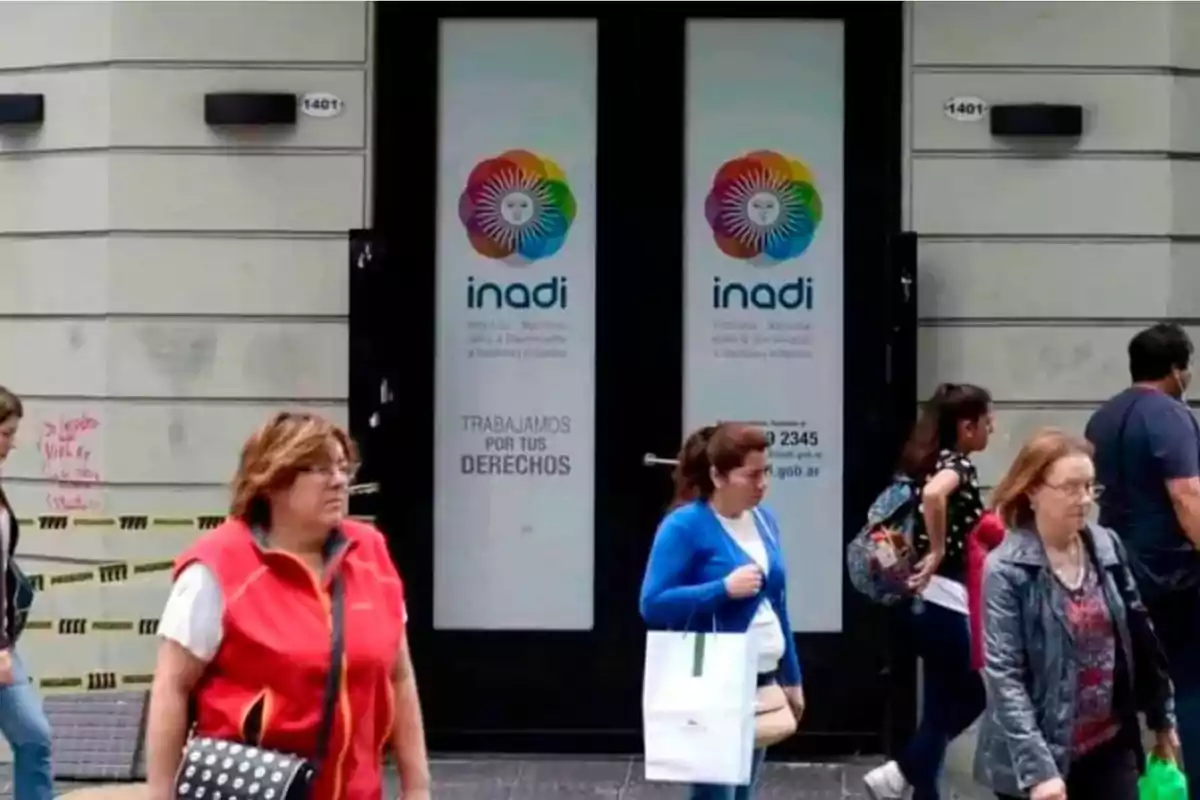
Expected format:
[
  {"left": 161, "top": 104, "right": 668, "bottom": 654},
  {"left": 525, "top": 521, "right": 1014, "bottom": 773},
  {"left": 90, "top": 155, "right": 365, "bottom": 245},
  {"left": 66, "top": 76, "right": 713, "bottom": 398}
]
[{"left": 356, "top": 4, "right": 912, "bottom": 758}]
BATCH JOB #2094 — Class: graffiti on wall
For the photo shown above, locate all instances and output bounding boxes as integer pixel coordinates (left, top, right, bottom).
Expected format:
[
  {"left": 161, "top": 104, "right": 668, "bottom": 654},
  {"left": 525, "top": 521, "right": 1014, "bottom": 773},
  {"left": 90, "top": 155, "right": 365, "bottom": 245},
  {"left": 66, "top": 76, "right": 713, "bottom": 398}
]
[{"left": 38, "top": 412, "right": 103, "bottom": 512}]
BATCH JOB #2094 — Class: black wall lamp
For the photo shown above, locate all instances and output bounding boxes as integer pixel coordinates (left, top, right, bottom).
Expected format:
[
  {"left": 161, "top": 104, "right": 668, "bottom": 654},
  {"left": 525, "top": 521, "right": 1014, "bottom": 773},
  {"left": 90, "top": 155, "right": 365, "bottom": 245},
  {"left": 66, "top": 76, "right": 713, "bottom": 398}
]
[
  {"left": 990, "top": 103, "right": 1083, "bottom": 138},
  {"left": 204, "top": 92, "right": 297, "bottom": 127},
  {"left": 0, "top": 94, "right": 44, "bottom": 126}
]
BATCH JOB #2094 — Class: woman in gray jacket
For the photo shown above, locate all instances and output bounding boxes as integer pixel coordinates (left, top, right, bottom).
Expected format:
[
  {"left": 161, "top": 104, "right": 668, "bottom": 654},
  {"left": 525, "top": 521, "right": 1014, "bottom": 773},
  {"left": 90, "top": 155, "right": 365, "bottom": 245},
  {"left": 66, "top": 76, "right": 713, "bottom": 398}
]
[{"left": 976, "top": 428, "right": 1178, "bottom": 800}]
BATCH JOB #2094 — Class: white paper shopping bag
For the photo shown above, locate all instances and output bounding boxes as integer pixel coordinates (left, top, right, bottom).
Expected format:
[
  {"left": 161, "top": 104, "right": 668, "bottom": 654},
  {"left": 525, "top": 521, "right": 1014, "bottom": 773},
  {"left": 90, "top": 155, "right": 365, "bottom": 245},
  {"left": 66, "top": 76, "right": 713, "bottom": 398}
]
[{"left": 642, "top": 630, "right": 758, "bottom": 785}]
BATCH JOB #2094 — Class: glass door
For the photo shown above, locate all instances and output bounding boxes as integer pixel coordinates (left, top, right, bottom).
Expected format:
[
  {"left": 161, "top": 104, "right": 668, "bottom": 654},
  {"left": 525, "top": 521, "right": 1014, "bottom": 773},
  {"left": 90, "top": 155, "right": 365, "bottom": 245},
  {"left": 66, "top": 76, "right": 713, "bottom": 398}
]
[{"left": 363, "top": 5, "right": 909, "bottom": 756}]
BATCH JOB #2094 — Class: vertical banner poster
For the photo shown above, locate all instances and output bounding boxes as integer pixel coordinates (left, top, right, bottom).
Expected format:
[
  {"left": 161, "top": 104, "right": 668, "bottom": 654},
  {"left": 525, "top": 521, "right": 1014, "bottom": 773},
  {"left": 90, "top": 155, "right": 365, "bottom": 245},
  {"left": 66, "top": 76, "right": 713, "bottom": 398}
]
[
  {"left": 684, "top": 20, "right": 846, "bottom": 632},
  {"left": 434, "top": 20, "right": 597, "bottom": 631}
]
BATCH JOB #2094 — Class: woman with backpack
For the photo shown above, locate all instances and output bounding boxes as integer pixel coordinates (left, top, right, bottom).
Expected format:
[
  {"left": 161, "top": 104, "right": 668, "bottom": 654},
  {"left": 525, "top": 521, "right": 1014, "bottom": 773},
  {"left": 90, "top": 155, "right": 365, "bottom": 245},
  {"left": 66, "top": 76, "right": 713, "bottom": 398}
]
[{"left": 864, "top": 383, "right": 994, "bottom": 800}]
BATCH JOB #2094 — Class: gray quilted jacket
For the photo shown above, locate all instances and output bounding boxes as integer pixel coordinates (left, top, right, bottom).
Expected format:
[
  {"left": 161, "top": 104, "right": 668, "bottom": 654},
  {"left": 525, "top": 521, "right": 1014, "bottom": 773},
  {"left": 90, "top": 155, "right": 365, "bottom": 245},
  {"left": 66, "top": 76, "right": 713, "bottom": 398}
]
[{"left": 973, "top": 523, "right": 1175, "bottom": 796}]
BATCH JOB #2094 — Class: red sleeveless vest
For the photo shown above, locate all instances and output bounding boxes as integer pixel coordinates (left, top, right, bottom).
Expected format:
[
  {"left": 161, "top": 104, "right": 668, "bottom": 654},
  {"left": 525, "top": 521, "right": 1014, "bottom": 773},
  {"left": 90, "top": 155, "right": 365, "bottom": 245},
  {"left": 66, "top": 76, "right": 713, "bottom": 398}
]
[{"left": 174, "top": 518, "right": 406, "bottom": 800}]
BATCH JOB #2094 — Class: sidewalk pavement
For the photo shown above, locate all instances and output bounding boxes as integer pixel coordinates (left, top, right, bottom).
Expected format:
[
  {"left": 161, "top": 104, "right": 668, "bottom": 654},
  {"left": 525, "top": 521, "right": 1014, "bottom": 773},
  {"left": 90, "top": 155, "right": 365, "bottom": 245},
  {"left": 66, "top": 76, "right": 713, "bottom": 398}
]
[
  {"left": 36, "top": 749, "right": 988, "bottom": 800},
  {"left": 408, "top": 754, "right": 988, "bottom": 798},
  {"left": 29, "top": 700, "right": 988, "bottom": 799}
]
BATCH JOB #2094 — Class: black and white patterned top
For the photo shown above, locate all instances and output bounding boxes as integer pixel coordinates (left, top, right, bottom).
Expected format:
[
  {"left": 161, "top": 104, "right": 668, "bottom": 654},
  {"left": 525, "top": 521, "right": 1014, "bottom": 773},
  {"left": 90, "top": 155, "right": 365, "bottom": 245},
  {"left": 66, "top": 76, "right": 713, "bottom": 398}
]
[{"left": 913, "top": 449, "right": 984, "bottom": 583}]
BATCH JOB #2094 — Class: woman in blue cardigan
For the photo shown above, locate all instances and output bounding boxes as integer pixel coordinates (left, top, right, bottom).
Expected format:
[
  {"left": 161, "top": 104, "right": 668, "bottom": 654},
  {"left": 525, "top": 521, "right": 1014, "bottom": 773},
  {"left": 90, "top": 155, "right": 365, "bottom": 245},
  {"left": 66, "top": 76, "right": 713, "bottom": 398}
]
[{"left": 640, "top": 422, "right": 804, "bottom": 800}]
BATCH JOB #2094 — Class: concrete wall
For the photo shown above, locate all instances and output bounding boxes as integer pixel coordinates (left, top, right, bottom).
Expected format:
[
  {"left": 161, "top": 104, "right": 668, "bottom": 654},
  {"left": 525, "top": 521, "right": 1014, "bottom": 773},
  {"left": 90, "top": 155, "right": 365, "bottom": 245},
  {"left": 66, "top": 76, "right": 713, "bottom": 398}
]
[
  {"left": 905, "top": 3, "right": 1200, "bottom": 790},
  {"left": 909, "top": 0, "right": 1200, "bottom": 492},
  {"left": 0, "top": 1, "right": 368, "bottom": 519}
]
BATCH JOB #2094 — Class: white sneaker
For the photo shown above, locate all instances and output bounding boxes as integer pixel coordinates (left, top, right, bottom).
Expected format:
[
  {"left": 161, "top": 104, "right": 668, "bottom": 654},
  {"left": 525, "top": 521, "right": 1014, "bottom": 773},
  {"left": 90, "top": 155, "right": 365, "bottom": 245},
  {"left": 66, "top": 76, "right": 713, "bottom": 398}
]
[{"left": 863, "top": 760, "right": 909, "bottom": 800}]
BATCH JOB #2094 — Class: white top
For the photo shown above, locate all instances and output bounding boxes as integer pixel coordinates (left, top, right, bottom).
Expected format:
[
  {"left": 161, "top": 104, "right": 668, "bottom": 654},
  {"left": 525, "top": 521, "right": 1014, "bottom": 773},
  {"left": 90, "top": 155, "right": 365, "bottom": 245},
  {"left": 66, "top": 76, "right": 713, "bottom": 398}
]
[
  {"left": 714, "top": 510, "right": 786, "bottom": 673},
  {"left": 1, "top": 508, "right": 10, "bottom": 559},
  {"left": 920, "top": 576, "right": 969, "bottom": 616},
  {"left": 1, "top": 507, "right": 10, "bottom": 647},
  {"left": 159, "top": 563, "right": 225, "bottom": 662}
]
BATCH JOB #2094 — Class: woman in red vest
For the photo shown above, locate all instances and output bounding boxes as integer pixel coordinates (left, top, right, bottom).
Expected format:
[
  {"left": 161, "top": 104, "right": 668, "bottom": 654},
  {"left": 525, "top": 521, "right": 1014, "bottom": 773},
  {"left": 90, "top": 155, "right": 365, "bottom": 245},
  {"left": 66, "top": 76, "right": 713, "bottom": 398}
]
[{"left": 144, "top": 412, "right": 430, "bottom": 800}]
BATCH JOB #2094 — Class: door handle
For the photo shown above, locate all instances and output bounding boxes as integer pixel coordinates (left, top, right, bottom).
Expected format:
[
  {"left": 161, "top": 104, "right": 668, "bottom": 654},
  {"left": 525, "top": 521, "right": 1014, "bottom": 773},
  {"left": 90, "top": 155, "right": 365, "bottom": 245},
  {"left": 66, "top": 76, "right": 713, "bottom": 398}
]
[{"left": 643, "top": 453, "right": 679, "bottom": 468}]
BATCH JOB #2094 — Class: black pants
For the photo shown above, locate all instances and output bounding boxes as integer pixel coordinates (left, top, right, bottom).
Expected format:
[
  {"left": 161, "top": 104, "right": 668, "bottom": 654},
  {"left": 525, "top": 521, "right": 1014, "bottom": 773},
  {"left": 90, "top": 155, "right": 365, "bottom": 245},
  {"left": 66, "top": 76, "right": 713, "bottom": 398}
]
[
  {"left": 896, "top": 601, "right": 986, "bottom": 800},
  {"left": 1147, "top": 590, "right": 1200, "bottom": 800},
  {"left": 995, "top": 737, "right": 1138, "bottom": 800}
]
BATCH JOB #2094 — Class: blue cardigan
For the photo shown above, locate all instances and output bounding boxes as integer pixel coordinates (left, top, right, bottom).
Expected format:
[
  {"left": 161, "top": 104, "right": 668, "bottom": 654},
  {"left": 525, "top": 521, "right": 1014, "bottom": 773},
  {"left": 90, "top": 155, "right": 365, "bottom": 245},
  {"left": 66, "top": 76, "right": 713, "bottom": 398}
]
[{"left": 639, "top": 500, "right": 803, "bottom": 686}]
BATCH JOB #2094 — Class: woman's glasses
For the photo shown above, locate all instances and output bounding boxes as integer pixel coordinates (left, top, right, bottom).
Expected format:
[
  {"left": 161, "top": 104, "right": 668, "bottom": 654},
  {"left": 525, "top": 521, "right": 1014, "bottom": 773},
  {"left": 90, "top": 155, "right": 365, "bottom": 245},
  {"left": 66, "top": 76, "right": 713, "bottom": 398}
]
[
  {"left": 301, "top": 463, "right": 360, "bottom": 483},
  {"left": 1044, "top": 480, "right": 1104, "bottom": 500}
]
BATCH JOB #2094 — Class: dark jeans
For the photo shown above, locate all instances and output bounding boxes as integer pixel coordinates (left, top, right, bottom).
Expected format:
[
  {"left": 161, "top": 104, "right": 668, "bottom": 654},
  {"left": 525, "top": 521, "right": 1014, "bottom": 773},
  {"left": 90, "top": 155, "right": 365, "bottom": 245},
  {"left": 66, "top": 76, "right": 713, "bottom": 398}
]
[
  {"left": 687, "top": 748, "right": 767, "bottom": 800},
  {"left": 897, "top": 600, "right": 986, "bottom": 800},
  {"left": 995, "top": 736, "right": 1139, "bottom": 800},
  {"left": 1148, "top": 589, "right": 1200, "bottom": 800}
]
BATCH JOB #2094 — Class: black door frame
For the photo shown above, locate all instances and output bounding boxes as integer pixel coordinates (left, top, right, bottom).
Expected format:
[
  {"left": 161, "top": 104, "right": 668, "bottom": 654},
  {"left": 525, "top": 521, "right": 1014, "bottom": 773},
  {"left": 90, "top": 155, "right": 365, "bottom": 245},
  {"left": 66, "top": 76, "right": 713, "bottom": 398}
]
[{"left": 360, "top": 3, "right": 912, "bottom": 758}]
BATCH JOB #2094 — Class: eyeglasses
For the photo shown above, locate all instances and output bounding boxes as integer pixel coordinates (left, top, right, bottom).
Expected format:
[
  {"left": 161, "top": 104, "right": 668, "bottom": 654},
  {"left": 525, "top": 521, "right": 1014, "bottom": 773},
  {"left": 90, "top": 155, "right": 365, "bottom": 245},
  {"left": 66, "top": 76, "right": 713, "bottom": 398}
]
[
  {"left": 1044, "top": 481, "right": 1104, "bottom": 499},
  {"left": 301, "top": 463, "right": 360, "bottom": 482}
]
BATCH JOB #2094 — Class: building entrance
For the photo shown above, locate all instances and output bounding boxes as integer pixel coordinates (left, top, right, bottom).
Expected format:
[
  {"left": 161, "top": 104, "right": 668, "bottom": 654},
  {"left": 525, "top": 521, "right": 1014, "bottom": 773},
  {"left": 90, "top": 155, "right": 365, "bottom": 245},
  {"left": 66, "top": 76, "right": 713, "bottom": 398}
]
[{"left": 357, "top": 5, "right": 912, "bottom": 758}]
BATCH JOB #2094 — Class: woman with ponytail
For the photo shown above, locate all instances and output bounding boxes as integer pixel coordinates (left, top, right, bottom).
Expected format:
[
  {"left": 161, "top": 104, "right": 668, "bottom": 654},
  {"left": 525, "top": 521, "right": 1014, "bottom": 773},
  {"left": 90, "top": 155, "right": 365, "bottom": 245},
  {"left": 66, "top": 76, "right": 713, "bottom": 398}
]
[
  {"left": 640, "top": 422, "right": 803, "bottom": 800},
  {"left": 864, "top": 382, "right": 994, "bottom": 800}
]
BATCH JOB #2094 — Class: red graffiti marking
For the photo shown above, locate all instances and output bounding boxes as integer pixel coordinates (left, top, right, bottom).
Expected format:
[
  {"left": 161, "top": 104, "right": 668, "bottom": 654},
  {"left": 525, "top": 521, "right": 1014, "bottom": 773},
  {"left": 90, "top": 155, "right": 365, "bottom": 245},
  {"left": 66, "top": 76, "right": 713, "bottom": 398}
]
[
  {"left": 45, "top": 492, "right": 100, "bottom": 512},
  {"left": 38, "top": 413, "right": 103, "bottom": 512}
]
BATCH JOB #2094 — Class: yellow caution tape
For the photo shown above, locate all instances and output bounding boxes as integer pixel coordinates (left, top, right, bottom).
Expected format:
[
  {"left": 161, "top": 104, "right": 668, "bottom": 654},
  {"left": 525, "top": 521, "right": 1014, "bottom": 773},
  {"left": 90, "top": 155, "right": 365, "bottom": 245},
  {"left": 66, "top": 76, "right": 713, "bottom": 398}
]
[
  {"left": 24, "top": 559, "right": 174, "bottom": 594},
  {"left": 23, "top": 513, "right": 374, "bottom": 531},
  {"left": 37, "top": 672, "right": 156, "bottom": 694},
  {"left": 32, "top": 514, "right": 218, "bottom": 530},
  {"left": 21, "top": 512, "right": 381, "bottom": 696},
  {"left": 23, "top": 617, "right": 161, "bottom": 636},
  {"left": 17, "top": 513, "right": 376, "bottom": 594}
]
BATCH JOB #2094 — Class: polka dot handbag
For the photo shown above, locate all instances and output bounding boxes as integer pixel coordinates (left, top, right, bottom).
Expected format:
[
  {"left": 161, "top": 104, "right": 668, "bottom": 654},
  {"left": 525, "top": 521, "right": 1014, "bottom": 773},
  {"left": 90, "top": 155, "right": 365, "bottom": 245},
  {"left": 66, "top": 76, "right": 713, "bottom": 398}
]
[
  {"left": 176, "top": 738, "right": 316, "bottom": 800},
  {"left": 174, "top": 575, "right": 345, "bottom": 800}
]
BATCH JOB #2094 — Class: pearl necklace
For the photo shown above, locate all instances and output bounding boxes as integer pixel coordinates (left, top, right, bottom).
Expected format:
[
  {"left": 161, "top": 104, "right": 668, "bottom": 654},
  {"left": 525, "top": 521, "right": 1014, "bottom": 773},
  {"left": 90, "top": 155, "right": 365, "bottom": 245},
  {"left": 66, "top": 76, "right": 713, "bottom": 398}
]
[{"left": 1050, "top": 536, "right": 1086, "bottom": 592}]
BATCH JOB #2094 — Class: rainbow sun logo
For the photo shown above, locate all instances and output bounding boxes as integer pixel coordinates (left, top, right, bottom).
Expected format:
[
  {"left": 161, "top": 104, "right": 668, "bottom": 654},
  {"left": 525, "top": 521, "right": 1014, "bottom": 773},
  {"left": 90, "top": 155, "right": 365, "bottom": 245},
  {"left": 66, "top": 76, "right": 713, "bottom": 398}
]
[
  {"left": 458, "top": 150, "right": 577, "bottom": 266},
  {"left": 704, "top": 150, "right": 823, "bottom": 266}
]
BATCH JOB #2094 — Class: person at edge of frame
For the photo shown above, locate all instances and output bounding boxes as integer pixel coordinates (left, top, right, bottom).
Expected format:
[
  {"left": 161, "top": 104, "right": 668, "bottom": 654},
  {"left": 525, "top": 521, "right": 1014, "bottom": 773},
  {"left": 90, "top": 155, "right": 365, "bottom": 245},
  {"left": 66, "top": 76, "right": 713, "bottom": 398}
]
[
  {"left": 0, "top": 386, "right": 53, "bottom": 800},
  {"left": 1087, "top": 322, "right": 1200, "bottom": 799}
]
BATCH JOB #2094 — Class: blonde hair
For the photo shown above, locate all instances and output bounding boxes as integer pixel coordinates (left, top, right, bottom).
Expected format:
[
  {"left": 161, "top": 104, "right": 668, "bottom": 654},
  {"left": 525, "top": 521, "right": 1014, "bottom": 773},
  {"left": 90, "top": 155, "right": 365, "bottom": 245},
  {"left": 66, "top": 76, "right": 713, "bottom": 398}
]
[
  {"left": 990, "top": 427, "right": 1093, "bottom": 529},
  {"left": 230, "top": 411, "right": 358, "bottom": 527}
]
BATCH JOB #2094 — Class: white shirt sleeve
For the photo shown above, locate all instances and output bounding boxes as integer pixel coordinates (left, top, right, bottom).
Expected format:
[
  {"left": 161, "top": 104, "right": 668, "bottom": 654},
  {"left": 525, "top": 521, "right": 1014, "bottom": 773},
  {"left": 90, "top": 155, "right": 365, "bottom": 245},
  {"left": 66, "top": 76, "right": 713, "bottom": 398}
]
[{"left": 158, "top": 562, "right": 225, "bottom": 663}]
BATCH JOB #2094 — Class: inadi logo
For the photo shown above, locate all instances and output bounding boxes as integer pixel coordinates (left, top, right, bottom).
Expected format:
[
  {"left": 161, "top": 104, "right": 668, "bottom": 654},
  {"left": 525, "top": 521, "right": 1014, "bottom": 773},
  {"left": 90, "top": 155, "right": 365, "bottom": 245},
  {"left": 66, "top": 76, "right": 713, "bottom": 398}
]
[
  {"left": 704, "top": 149, "right": 823, "bottom": 311},
  {"left": 459, "top": 149, "right": 577, "bottom": 311},
  {"left": 466, "top": 276, "right": 567, "bottom": 311},
  {"left": 711, "top": 276, "right": 813, "bottom": 311}
]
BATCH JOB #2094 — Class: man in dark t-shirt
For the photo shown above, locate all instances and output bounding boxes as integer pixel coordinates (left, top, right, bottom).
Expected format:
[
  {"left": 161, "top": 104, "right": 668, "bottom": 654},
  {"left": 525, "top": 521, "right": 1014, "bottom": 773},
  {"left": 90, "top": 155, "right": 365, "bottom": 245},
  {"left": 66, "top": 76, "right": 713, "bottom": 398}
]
[
  {"left": 1086, "top": 322, "right": 1200, "bottom": 797},
  {"left": 1088, "top": 387, "right": 1199, "bottom": 588}
]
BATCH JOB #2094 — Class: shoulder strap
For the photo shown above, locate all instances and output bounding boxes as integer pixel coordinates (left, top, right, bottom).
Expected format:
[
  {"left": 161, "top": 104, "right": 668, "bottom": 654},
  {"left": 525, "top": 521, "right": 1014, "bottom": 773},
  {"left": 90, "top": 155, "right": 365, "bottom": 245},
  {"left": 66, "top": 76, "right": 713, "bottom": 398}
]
[
  {"left": 1086, "top": 524, "right": 1138, "bottom": 608},
  {"left": 313, "top": 572, "right": 345, "bottom": 765}
]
